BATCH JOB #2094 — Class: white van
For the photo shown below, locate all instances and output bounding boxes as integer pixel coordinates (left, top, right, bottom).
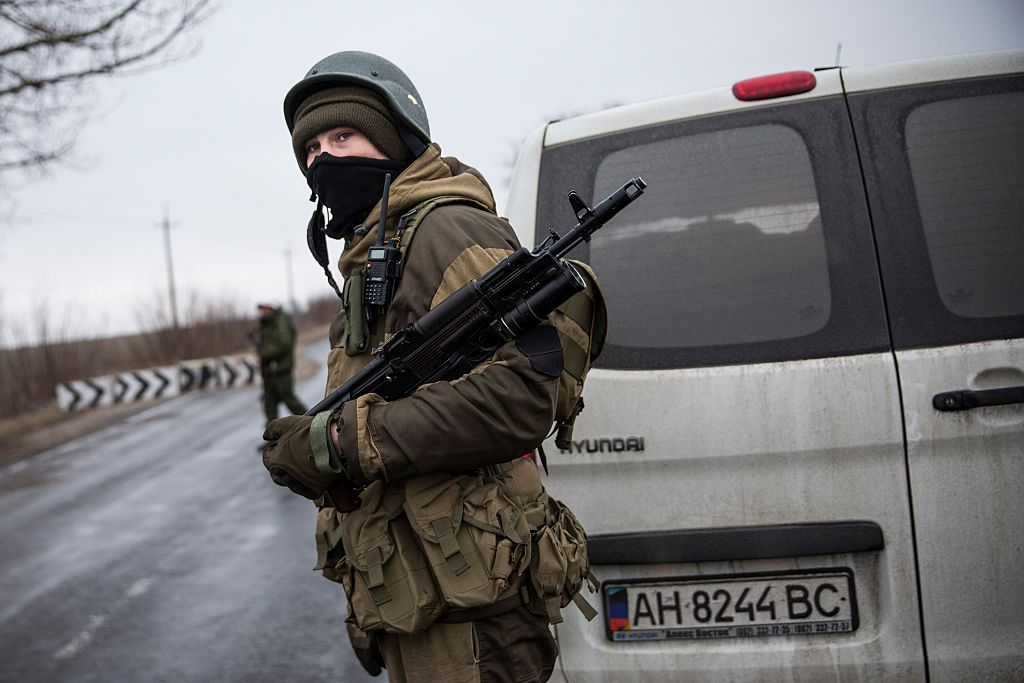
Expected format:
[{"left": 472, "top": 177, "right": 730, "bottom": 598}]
[{"left": 505, "top": 51, "right": 1024, "bottom": 682}]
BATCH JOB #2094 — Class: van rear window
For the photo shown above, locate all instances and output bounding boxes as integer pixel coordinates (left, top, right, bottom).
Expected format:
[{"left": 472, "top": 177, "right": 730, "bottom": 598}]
[
  {"left": 905, "top": 92, "right": 1024, "bottom": 319},
  {"left": 537, "top": 96, "right": 889, "bottom": 370},
  {"left": 849, "top": 75, "right": 1024, "bottom": 348},
  {"left": 590, "top": 124, "right": 830, "bottom": 349}
]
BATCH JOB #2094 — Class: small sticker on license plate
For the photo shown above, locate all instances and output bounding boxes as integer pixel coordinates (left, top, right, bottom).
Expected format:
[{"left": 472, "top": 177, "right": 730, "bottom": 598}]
[{"left": 604, "top": 569, "right": 858, "bottom": 642}]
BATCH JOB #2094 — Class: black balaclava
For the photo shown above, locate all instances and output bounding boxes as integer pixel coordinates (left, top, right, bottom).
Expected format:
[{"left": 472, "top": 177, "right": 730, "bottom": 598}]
[{"left": 306, "top": 153, "right": 408, "bottom": 240}]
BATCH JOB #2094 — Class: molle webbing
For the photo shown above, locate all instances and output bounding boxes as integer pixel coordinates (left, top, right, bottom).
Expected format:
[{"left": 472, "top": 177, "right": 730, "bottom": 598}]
[
  {"left": 430, "top": 517, "right": 470, "bottom": 576},
  {"left": 334, "top": 460, "right": 595, "bottom": 633},
  {"left": 365, "top": 546, "right": 391, "bottom": 605}
]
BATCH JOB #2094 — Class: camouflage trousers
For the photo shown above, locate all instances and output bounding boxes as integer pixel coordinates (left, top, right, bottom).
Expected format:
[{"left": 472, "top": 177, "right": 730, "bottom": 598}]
[
  {"left": 261, "top": 372, "right": 307, "bottom": 424},
  {"left": 376, "top": 605, "right": 557, "bottom": 683}
]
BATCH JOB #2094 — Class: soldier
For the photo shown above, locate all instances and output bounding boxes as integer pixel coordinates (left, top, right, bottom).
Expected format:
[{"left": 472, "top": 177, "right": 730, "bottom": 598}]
[
  {"left": 262, "top": 52, "right": 592, "bottom": 682},
  {"left": 256, "top": 302, "right": 307, "bottom": 425}
]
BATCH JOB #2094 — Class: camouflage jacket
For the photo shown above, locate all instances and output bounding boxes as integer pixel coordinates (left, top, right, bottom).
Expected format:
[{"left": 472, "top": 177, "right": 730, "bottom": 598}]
[
  {"left": 325, "top": 143, "right": 560, "bottom": 484},
  {"left": 258, "top": 309, "right": 297, "bottom": 376}
]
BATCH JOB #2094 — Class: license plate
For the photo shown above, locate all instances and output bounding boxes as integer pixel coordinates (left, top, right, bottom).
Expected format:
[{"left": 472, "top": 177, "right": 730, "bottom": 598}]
[{"left": 604, "top": 569, "right": 858, "bottom": 641}]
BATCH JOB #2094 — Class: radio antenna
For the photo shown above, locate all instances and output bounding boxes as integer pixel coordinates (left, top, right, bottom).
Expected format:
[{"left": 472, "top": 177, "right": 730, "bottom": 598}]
[{"left": 376, "top": 173, "right": 392, "bottom": 247}]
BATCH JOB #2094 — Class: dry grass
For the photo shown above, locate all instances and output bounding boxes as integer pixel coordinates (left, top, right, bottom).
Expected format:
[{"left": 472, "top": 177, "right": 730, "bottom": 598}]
[{"left": 0, "top": 323, "right": 332, "bottom": 467}]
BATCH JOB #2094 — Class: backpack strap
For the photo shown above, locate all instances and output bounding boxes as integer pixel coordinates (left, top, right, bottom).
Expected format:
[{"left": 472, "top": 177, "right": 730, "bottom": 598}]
[
  {"left": 552, "top": 260, "right": 608, "bottom": 450},
  {"left": 394, "top": 195, "right": 494, "bottom": 258},
  {"left": 338, "top": 196, "right": 491, "bottom": 356},
  {"left": 306, "top": 199, "right": 344, "bottom": 299}
]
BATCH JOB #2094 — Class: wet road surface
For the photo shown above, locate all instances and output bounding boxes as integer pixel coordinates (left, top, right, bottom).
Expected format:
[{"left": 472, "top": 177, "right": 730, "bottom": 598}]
[{"left": 0, "top": 339, "right": 378, "bottom": 682}]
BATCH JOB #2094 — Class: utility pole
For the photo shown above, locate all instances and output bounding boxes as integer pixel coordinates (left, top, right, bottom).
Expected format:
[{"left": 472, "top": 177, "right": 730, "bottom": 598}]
[
  {"left": 160, "top": 205, "right": 179, "bottom": 330},
  {"left": 284, "top": 246, "right": 298, "bottom": 313}
]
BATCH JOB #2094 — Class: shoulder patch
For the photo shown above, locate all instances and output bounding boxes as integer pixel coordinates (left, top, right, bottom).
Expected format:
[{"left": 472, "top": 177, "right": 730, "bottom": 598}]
[{"left": 430, "top": 244, "right": 512, "bottom": 309}]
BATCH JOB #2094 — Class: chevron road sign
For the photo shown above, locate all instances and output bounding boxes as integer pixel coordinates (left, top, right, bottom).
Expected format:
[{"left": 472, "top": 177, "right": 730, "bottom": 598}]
[
  {"left": 179, "top": 360, "right": 220, "bottom": 392},
  {"left": 56, "top": 355, "right": 259, "bottom": 412},
  {"left": 56, "top": 377, "right": 111, "bottom": 411},
  {"left": 219, "top": 356, "right": 260, "bottom": 388},
  {"left": 111, "top": 367, "right": 179, "bottom": 404},
  {"left": 241, "top": 356, "right": 259, "bottom": 384}
]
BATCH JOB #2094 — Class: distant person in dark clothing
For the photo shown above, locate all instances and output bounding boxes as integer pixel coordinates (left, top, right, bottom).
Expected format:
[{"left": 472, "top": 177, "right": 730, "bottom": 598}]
[{"left": 256, "top": 302, "right": 307, "bottom": 425}]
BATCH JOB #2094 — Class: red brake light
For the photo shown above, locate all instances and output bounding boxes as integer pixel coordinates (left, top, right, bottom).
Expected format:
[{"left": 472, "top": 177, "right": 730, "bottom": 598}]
[{"left": 732, "top": 71, "right": 817, "bottom": 101}]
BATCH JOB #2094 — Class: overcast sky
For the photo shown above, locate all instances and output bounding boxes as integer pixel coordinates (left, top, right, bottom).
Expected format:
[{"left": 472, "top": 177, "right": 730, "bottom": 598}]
[{"left": 2, "top": 0, "right": 1023, "bottom": 344}]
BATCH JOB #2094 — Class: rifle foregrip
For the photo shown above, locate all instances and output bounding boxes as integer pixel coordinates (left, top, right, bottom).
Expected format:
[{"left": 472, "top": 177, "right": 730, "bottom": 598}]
[{"left": 499, "top": 261, "right": 586, "bottom": 338}]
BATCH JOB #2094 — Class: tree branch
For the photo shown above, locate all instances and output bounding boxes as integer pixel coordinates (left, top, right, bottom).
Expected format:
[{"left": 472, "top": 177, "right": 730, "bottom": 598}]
[
  {"left": 0, "top": 1, "right": 145, "bottom": 59},
  {"left": 0, "top": 0, "right": 217, "bottom": 180}
]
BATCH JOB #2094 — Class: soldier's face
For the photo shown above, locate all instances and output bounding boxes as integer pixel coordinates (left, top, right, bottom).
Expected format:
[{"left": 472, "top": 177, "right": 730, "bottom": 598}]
[{"left": 304, "top": 127, "right": 387, "bottom": 168}]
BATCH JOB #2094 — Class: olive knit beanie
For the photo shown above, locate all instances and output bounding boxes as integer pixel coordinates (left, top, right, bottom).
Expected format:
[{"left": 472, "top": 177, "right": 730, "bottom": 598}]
[{"left": 290, "top": 86, "right": 410, "bottom": 172}]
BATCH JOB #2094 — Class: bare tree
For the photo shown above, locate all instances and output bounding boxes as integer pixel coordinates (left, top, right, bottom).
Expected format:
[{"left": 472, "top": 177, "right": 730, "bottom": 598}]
[{"left": 0, "top": 0, "right": 216, "bottom": 179}]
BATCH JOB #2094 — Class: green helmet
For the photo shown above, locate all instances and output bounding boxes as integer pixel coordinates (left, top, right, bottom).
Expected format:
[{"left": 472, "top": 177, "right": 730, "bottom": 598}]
[{"left": 283, "top": 51, "right": 430, "bottom": 150}]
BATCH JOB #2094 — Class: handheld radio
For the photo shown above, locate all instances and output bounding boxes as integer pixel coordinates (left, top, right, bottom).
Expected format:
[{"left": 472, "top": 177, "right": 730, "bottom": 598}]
[{"left": 363, "top": 173, "right": 402, "bottom": 321}]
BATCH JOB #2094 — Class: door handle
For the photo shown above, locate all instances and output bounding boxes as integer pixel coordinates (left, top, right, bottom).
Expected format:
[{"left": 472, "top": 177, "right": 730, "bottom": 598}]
[{"left": 933, "top": 386, "right": 1024, "bottom": 412}]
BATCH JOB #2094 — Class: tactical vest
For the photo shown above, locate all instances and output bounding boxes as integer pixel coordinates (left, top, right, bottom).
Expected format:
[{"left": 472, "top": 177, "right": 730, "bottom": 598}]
[
  {"left": 317, "top": 197, "right": 604, "bottom": 633},
  {"left": 316, "top": 457, "right": 597, "bottom": 634}
]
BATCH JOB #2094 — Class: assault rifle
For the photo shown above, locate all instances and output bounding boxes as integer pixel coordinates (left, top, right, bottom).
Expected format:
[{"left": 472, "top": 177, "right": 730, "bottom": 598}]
[{"left": 306, "top": 176, "right": 647, "bottom": 508}]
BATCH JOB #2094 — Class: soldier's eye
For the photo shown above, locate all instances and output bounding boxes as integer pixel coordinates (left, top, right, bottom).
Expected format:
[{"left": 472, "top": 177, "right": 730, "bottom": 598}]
[{"left": 305, "top": 140, "right": 320, "bottom": 154}]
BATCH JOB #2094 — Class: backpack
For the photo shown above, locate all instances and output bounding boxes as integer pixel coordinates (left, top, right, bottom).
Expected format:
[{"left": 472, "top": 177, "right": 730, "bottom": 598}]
[{"left": 547, "top": 260, "right": 608, "bottom": 451}]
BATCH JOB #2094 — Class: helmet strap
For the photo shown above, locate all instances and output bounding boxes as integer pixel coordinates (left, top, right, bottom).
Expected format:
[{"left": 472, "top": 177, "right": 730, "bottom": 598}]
[{"left": 306, "top": 197, "right": 344, "bottom": 300}]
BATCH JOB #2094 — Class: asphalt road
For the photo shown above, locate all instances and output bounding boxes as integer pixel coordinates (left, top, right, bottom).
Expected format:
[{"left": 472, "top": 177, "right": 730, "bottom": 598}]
[{"left": 0, "top": 338, "right": 379, "bottom": 682}]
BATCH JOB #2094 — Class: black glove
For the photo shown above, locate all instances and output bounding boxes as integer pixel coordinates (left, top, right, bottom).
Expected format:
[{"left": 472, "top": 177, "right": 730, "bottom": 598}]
[
  {"left": 261, "top": 414, "right": 335, "bottom": 500},
  {"left": 262, "top": 413, "right": 364, "bottom": 510}
]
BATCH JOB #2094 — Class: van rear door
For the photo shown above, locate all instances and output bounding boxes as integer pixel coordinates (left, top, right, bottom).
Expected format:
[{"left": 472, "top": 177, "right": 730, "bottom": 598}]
[
  {"left": 847, "top": 60, "right": 1024, "bottom": 680},
  {"left": 533, "top": 75, "right": 925, "bottom": 680}
]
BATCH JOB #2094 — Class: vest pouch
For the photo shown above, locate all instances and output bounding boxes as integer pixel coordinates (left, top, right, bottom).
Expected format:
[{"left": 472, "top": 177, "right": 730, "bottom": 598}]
[
  {"left": 463, "top": 472, "right": 532, "bottom": 592},
  {"left": 404, "top": 473, "right": 530, "bottom": 609},
  {"left": 551, "top": 498, "right": 591, "bottom": 606},
  {"left": 340, "top": 271, "right": 369, "bottom": 356},
  {"left": 529, "top": 524, "right": 569, "bottom": 624},
  {"left": 339, "top": 483, "right": 444, "bottom": 634},
  {"left": 314, "top": 507, "right": 347, "bottom": 585},
  {"left": 528, "top": 496, "right": 597, "bottom": 624}
]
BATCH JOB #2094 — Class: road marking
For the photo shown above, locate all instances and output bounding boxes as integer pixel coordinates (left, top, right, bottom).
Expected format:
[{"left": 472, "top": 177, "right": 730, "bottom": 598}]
[
  {"left": 51, "top": 579, "right": 153, "bottom": 660},
  {"left": 54, "top": 614, "right": 106, "bottom": 660},
  {"left": 125, "top": 577, "right": 154, "bottom": 598},
  {"left": 0, "top": 461, "right": 28, "bottom": 478}
]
